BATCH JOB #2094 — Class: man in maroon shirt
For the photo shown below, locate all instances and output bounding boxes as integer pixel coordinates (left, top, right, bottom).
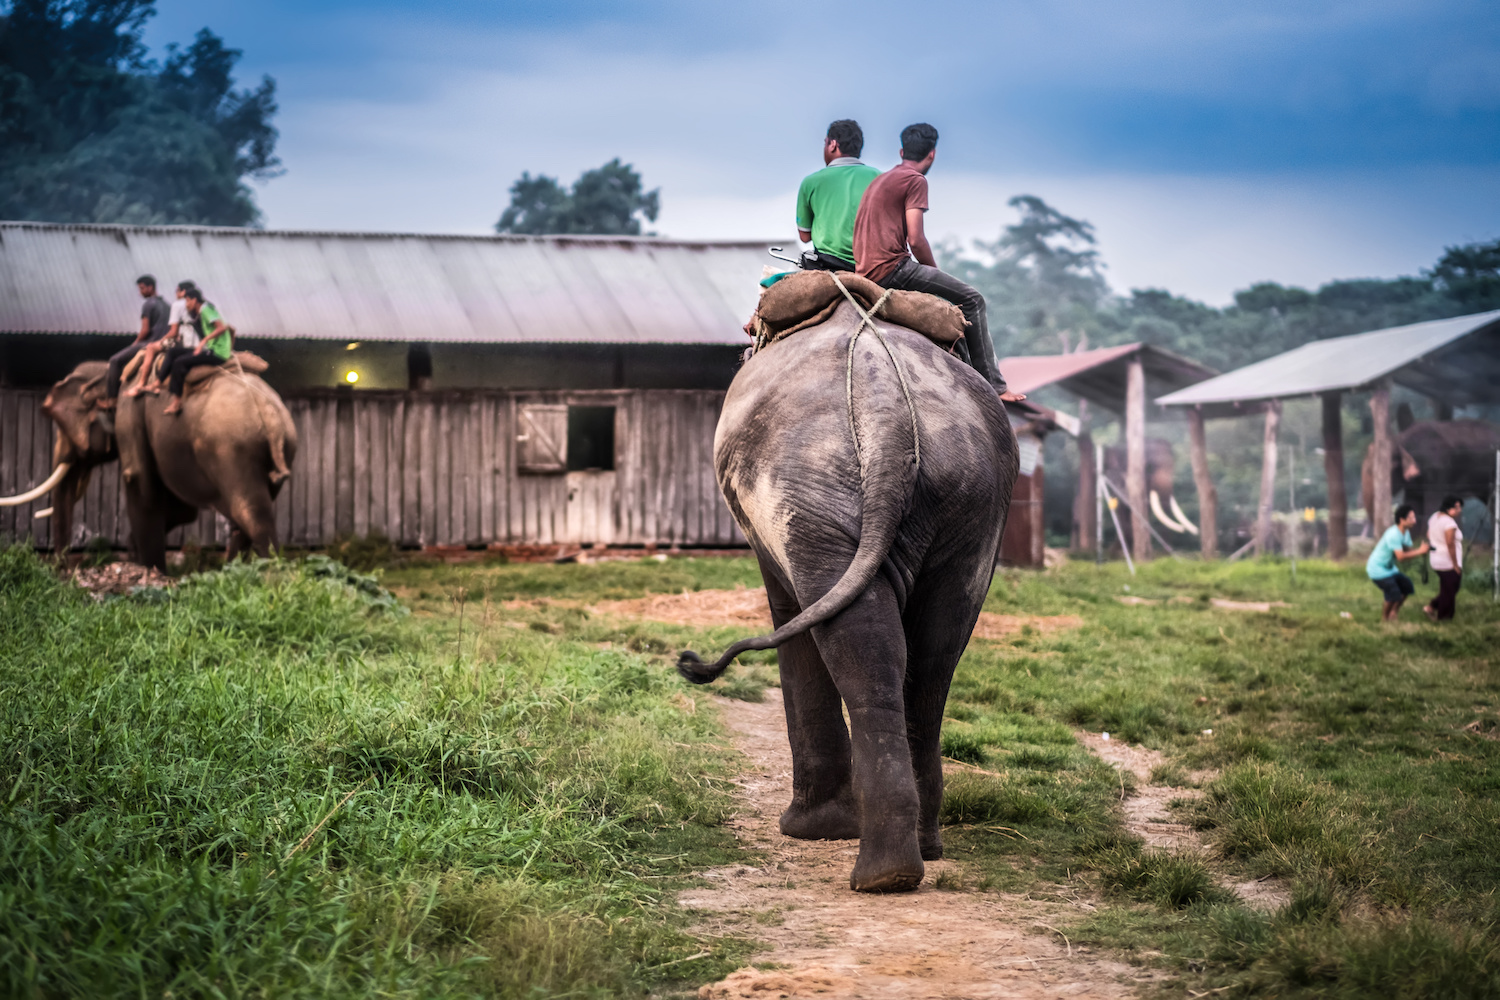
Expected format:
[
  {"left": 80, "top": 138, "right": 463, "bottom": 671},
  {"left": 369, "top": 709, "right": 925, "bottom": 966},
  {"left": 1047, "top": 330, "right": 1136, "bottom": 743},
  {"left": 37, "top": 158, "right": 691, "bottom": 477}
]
[{"left": 853, "top": 123, "right": 1022, "bottom": 401}]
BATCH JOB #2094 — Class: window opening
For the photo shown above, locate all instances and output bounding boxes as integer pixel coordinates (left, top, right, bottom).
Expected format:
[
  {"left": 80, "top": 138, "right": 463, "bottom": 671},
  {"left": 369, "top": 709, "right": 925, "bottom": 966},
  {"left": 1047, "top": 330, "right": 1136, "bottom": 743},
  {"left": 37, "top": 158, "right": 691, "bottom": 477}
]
[{"left": 567, "top": 406, "right": 616, "bottom": 471}]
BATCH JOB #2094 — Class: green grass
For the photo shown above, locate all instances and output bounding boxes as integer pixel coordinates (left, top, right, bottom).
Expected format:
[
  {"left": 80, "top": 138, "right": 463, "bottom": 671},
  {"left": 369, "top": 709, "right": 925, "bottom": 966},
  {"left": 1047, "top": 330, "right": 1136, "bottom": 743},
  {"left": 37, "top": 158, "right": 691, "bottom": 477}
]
[
  {"left": 943, "top": 556, "right": 1500, "bottom": 997},
  {"left": 0, "top": 548, "right": 759, "bottom": 998},
  {"left": 6, "top": 543, "right": 1499, "bottom": 997}
]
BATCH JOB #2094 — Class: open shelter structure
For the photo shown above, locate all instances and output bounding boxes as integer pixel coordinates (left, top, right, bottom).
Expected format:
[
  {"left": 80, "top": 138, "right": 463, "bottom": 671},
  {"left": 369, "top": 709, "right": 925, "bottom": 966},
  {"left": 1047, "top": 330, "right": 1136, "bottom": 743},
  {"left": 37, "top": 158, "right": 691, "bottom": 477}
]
[
  {"left": 1157, "top": 309, "right": 1500, "bottom": 558},
  {"left": 999, "top": 343, "right": 1217, "bottom": 563},
  {"left": 0, "top": 221, "right": 773, "bottom": 553}
]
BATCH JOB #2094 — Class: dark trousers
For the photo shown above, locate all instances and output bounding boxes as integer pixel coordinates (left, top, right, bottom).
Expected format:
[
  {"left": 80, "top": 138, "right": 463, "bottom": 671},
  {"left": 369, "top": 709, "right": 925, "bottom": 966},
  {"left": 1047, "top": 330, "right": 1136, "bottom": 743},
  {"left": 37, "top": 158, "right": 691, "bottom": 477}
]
[
  {"left": 1432, "top": 569, "right": 1461, "bottom": 620},
  {"left": 164, "top": 347, "right": 223, "bottom": 397},
  {"left": 105, "top": 341, "right": 148, "bottom": 398},
  {"left": 880, "top": 257, "right": 1007, "bottom": 394}
]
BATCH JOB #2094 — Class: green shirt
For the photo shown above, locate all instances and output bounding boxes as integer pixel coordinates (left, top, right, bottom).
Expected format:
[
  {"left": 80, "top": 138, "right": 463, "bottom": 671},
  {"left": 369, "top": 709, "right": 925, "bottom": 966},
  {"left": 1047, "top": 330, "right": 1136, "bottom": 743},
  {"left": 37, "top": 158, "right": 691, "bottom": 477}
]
[
  {"left": 795, "top": 159, "right": 878, "bottom": 266},
  {"left": 196, "top": 302, "right": 232, "bottom": 360}
]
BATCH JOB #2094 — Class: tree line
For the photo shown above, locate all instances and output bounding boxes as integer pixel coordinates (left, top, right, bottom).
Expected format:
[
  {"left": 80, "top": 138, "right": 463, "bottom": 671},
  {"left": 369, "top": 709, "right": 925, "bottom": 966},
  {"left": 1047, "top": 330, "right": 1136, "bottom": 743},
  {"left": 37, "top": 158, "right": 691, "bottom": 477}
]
[{"left": 0, "top": 0, "right": 280, "bottom": 226}]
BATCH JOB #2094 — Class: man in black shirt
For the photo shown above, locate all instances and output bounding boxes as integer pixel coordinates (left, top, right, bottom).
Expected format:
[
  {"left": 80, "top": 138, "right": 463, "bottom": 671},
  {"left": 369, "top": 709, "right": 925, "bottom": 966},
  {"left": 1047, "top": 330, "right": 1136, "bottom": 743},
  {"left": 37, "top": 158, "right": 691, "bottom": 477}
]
[{"left": 101, "top": 275, "right": 171, "bottom": 408}]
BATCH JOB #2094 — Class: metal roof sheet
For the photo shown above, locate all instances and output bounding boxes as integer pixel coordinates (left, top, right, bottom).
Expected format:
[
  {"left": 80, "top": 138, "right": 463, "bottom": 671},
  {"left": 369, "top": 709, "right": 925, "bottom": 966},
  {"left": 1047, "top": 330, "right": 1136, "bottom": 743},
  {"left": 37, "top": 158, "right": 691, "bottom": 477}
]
[
  {"left": 998, "top": 342, "right": 1217, "bottom": 416},
  {"left": 0, "top": 222, "right": 777, "bottom": 345},
  {"left": 1156, "top": 310, "right": 1500, "bottom": 413}
]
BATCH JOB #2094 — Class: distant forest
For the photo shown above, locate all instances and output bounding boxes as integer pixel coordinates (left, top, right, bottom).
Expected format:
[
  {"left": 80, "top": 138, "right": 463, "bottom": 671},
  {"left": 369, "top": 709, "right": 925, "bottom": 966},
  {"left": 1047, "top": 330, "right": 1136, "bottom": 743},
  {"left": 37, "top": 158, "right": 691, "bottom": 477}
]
[{"left": 0, "top": 0, "right": 280, "bottom": 226}]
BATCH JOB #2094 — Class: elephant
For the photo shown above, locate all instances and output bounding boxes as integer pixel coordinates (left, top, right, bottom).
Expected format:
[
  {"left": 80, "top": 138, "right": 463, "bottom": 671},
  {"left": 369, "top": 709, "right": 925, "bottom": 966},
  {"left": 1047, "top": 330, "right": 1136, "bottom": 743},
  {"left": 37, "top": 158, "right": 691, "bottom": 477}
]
[
  {"left": 677, "top": 298, "right": 1019, "bottom": 893},
  {"left": 0, "top": 358, "right": 297, "bottom": 569},
  {"left": 1362, "top": 419, "right": 1500, "bottom": 534},
  {"left": 1101, "top": 438, "right": 1199, "bottom": 547}
]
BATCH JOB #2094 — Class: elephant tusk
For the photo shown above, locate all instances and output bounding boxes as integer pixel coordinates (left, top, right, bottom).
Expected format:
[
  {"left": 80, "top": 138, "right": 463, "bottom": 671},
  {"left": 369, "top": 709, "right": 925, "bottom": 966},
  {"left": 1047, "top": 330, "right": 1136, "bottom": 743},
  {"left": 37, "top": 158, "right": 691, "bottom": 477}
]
[
  {"left": 1150, "top": 490, "right": 1191, "bottom": 534},
  {"left": 1169, "top": 494, "right": 1200, "bottom": 536},
  {"left": 34, "top": 507, "right": 53, "bottom": 519},
  {"left": 0, "top": 462, "right": 72, "bottom": 506}
]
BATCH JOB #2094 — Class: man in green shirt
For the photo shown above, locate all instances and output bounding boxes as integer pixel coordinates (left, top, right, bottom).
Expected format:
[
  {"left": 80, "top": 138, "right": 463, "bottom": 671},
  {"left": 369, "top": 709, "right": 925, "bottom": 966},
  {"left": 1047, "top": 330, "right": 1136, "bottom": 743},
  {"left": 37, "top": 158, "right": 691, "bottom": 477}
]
[
  {"left": 794, "top": 120, "right": 878, "bottom": 271},
  {"left": 162, "top": 288, "right": 233, "bottom": 415}
]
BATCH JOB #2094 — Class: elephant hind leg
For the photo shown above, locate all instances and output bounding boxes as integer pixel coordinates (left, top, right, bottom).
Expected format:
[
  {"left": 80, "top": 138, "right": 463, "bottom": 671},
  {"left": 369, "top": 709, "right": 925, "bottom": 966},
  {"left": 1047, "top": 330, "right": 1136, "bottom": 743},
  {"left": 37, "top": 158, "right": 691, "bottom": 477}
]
[
  {"left": 763, "top": 561, "right": 858, "bottom": 842},
  {"left": 810, "top": 574, "right": 923, "bottom": 893},
  {"left": 226, "top": 494, "right": 278, "bottom": 559},
  {"left": 901, "top": 573, "right": 990, "bottom": 863}
]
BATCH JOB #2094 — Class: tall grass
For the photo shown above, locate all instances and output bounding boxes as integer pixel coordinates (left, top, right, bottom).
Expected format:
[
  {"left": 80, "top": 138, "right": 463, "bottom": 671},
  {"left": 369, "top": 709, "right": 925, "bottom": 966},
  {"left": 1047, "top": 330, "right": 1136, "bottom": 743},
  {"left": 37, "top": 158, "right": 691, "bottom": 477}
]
[{"left": 0, "top": 548, "right": 743, "bottom": 998}]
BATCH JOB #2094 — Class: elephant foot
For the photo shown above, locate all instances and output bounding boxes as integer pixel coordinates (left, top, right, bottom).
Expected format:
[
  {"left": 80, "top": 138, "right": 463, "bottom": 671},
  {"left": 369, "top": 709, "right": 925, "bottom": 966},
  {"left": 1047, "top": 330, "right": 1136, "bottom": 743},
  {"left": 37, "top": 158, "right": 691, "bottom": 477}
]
[
  {"left": 780, "top": 795, "right": 860, "bottom": 841},
  {"left": 849, "top": 842, "right": 925, "bottom": 893},
  {"left": 919, "top": 831, "right": 944, "bottom": 861}
]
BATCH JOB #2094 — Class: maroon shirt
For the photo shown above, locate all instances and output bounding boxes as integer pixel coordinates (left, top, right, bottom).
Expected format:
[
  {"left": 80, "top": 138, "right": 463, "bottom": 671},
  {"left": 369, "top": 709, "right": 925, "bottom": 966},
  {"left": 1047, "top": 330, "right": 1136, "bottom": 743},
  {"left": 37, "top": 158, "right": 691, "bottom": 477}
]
[{"left": 852, "top": 160, "right": 930, "bottom": 284}]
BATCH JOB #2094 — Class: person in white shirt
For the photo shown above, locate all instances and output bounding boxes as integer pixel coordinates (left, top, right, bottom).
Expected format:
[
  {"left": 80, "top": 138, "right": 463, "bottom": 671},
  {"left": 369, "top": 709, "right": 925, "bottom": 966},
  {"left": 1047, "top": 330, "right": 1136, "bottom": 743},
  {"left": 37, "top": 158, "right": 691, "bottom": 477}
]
[
  {"left": 129, "top": 280, "right": 198, "bottom": 397},
  {"left": 1422, "top": 495, "right": 1464, "bottom": 622}
]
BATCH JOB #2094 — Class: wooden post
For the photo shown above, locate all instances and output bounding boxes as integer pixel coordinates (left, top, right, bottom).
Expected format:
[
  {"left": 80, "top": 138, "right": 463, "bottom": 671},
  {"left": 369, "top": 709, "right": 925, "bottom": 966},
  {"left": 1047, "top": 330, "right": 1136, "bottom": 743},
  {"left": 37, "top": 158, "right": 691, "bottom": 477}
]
[
  {"left": 1254, "top": 400, "right": 1282, "bottom": 556},
  {"left": 1321, "top": 391, "right": 1347, "bottom": 560},
  {"left": 1125, "top": 356, "right": 1149, "bottom": 562},
  {"left": 1074, "top": 402, "right": 1096, "bottom": 554},
  {"left": 1370, "top": 381, "right": 1392, "bottom": 535},
  {"left": 1187, "top": 407, "right": 1217, "bottom": 559}
]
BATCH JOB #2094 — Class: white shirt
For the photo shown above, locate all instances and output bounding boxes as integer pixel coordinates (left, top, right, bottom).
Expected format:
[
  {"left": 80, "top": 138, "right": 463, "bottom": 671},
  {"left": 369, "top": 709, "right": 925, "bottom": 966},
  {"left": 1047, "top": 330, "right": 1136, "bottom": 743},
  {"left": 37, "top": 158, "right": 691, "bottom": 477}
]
[
  {"left": 168, "top": 298, "right": 199, "bottom": 347},
  {"left": 1427, "top": 511, "right": 1462, "bottom": 571}
]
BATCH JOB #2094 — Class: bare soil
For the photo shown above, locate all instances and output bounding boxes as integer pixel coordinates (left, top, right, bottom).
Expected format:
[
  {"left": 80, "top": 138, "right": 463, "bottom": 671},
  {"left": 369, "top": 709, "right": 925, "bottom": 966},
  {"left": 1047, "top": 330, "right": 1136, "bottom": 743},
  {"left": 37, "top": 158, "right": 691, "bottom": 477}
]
[
  {"left": 685, "top": 690, "right": 1155, "bottom": 999},
  {"left": 595, "top": 586, "right": 1083, "bottom": 642},
  {"left": 69, "top": 561, "right": 174, "bottom": 598},
  {"left": 1074, "top": 731, "right": 1289, "bottom": 909}
]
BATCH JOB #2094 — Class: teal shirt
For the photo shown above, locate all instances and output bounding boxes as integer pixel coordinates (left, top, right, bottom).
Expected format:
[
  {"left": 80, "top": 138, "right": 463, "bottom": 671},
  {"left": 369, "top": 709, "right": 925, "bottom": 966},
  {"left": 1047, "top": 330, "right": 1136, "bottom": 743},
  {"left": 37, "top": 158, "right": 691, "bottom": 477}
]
[
  {"left": 1366, "top": 525, "right": 1412, "bottom": 580},
  {"left": 795, "top": 159, "right": 878, "bottom": 266}
]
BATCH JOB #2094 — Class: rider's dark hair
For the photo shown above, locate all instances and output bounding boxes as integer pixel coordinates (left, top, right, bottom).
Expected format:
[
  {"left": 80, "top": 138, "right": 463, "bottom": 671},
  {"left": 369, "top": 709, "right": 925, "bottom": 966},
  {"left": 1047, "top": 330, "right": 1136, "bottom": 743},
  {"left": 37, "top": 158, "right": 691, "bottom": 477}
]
[
  {"left": 826, "top": 120, "right": 863, "bottom": 159},
  {"left": 1394, "top": 503, "right": 1415, "bottom": 523},
  {"left": 185, "top": 287, "right": 204, "bottom": 303},
  {"left": 1439, "top": 494, "right": 1463, "bottom": 513},
  {"left": 177, "top": 280, "right": 198, "bottom": 294},
  {"left": 136, "top": 274, "right": 156, "bottom": 288},
  {"left": 900, "top": 123, "right": 939, "bottom": 161}
]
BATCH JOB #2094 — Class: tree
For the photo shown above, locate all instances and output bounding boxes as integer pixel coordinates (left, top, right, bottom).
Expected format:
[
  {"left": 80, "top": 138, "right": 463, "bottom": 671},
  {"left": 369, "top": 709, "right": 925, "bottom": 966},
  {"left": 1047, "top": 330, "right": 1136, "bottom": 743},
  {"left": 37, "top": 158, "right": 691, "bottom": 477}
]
[
  {"left": 1429, "top": 238, "right": 1500, "bottom": 311},
  {"left": 496, "top": 158, "right": 659, "bottom": 236},
  {"left": 945, "top": 195, "right": 1109, "bottom": 356},
  {"left": 0, "top": 0, "right": 280, "bottom": 226}
]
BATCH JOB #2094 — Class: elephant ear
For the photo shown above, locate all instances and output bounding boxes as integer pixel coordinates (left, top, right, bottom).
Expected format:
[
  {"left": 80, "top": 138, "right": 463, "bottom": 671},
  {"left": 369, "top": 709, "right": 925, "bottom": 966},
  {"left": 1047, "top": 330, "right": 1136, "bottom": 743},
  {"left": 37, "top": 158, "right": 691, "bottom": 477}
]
[{"left": 1399, "top": 446, "right": 1420, "bottom": 481}]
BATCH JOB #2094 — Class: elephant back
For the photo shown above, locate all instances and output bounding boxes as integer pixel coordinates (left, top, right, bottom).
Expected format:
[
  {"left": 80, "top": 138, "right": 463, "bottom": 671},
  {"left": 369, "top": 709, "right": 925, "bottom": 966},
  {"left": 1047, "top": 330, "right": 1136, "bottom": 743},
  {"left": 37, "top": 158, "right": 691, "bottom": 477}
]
[{"left": 188, "top": 368, "right": 297, "bottom": 486}]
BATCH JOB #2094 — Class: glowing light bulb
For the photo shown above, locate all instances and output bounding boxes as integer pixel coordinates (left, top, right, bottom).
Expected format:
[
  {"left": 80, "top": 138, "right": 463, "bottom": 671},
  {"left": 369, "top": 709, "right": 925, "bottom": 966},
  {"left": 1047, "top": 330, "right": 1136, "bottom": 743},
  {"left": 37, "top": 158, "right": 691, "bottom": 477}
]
[{"left": 345, "top": 371, "right": 359, "bottom": 384}]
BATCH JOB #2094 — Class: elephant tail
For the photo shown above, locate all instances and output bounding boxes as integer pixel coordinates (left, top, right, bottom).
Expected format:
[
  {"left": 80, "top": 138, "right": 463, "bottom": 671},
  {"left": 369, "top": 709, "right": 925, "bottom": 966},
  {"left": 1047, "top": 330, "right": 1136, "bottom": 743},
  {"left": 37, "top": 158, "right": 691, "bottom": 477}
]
[{"left": 678, "top": 320, "right": 921, "bottom": 685}]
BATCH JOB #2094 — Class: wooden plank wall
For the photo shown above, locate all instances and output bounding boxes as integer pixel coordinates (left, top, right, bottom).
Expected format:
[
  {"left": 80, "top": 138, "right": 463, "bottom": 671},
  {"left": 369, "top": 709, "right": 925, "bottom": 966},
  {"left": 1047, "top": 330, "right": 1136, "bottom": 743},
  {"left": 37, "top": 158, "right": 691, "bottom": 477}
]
[{"left": 0, "top": 388, "right": 745, "bottom": 550}]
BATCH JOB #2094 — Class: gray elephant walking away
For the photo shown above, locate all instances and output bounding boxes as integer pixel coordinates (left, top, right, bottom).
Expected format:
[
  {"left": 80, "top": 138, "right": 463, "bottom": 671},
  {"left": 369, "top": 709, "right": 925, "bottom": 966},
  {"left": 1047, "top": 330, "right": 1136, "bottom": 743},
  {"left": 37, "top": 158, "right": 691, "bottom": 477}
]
[{"left": 679, "top": 299, "right": 1018, "bottom": 892}]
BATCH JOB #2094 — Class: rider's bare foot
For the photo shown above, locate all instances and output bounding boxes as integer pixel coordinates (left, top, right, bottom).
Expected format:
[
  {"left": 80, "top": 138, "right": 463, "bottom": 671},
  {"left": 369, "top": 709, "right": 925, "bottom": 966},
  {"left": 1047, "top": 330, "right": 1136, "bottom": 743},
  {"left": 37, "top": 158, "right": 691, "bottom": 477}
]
[
  {"left": 162, "top": 397, "right": 183, "bottom": 416},
  {"left": 999, "top": 390, "right": 1027, "bottom": 402}
]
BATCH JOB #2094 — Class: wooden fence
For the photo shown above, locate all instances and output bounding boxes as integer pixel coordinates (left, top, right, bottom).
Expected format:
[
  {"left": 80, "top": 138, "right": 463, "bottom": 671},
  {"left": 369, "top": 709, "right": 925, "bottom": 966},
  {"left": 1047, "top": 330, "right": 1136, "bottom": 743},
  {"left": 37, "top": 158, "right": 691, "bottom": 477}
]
[{"left": 0, "top": 388, "right": 745, "bottom": 551}]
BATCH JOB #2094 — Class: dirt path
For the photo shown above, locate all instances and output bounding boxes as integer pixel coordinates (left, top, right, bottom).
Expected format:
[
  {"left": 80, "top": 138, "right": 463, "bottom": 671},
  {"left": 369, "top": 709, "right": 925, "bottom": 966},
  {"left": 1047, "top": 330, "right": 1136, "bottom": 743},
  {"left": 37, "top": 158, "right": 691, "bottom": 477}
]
[{"left": 684, "top": 690, "right": 1154, "bottom": 999}]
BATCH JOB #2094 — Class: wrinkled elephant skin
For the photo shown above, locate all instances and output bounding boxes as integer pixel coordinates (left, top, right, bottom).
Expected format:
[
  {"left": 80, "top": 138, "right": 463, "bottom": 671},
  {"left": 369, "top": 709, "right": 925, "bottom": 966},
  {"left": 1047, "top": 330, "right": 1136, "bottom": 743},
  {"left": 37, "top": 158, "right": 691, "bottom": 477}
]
[{"left": 678, "top": 301, "right": 1018, "bottom": 893}]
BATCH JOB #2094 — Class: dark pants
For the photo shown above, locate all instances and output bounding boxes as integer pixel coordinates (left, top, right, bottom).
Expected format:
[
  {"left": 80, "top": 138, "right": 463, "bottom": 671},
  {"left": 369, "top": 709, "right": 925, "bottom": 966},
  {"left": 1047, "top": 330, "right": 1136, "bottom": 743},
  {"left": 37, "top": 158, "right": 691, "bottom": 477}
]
[
  {"left": 879, "top": 257, "right": 1007, "bottom": 394},
  {"left": 1432, "top": 569, "right": 1461, "bottom": 620},
  {"left": 164, "top": 347, "right": 224, "bottom": 397},
  {"left": 105, "top": 341, "right": 148, "bottom": 398}
]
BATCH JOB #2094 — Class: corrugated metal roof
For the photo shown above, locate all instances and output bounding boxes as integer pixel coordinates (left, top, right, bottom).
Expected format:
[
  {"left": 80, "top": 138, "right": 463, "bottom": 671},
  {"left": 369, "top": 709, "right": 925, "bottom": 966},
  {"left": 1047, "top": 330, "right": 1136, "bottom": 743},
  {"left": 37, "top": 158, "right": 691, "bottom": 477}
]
[
  {"left": 1156, "top": 310, "right": 1500, "bottom": 413},
  {"left": 998, "top": 342, "right": 1217, "bottom": 415},
  {"left": 0, "top": 222, "right": 777, "bottom": 345}
]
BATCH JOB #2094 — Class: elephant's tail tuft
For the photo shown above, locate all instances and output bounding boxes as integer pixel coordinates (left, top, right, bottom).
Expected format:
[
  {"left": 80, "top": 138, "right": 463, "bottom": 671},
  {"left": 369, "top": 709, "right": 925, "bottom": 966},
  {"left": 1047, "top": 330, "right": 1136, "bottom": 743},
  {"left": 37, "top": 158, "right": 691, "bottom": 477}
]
[{"left": 676, "top": 650, "right": 728, "bottom": 685}]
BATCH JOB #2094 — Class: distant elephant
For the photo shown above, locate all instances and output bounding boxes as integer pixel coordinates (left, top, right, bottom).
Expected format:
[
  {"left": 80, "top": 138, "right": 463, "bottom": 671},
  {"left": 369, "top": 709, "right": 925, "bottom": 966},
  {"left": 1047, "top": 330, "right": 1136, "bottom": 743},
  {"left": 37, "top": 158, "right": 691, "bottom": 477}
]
[
  {"left": 0, "top": 358, "right": 297, "bottom": 569},
  {"left": 677, "top": 298, "right": 1018, "bottom": 893},
  {"left": 1102, "top": 438, "right": 1198, "bottom": 547},
  {"left": 1362, "top": 419, "right": 1500, "bottom": 534}
]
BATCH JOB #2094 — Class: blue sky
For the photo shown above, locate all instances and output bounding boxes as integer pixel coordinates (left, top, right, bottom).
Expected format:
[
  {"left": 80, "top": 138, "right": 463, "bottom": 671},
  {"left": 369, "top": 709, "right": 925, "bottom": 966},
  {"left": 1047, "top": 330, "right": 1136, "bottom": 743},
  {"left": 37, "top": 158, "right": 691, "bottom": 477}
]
[{"left": 143, "top": 0, "right": 1500, "bottom": 304}]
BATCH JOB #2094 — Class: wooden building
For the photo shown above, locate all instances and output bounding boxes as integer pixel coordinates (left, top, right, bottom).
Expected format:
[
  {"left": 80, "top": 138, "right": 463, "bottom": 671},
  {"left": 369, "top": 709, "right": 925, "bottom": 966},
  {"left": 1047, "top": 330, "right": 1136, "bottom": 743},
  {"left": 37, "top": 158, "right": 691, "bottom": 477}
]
[{"left": 0, "top": 222, "right": 774, "bottom": 551}]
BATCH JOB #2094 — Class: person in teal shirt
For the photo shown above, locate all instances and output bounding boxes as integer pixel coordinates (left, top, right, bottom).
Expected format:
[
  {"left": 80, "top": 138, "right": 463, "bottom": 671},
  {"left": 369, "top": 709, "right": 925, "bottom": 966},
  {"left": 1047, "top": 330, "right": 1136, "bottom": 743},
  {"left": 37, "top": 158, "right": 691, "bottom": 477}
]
[
  {"left": 794, "top": 120, "right": 878, "bottom": 271},
  {"left": 1366, "top": 504, "right": 1428, "bottom": 622}
]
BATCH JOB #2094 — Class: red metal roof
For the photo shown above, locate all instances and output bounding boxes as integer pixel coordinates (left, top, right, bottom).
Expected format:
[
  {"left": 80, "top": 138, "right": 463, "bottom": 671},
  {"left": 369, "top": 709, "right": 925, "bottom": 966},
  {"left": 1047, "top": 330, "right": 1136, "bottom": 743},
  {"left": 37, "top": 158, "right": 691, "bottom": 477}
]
[{"left": 997, "top": 343, "right": 1217, "bottom": 416}]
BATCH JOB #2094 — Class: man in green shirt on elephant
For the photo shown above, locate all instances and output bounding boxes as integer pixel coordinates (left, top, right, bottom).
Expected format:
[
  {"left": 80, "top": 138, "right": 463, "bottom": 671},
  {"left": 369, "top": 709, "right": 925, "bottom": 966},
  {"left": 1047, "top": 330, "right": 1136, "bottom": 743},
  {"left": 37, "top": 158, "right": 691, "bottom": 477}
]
[
  {"left": 794, "top": 120, "right": 878, "bottom": 271},
  {"left": 162, "top": 289, "right": 233, "bottom": 415}
]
